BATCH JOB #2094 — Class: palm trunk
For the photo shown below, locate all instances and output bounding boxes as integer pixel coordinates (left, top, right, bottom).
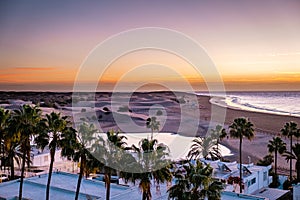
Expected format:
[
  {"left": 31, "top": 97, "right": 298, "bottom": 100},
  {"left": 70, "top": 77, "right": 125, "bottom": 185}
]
[
  {"left": 290, "top": 136, "right": 293, "bottom": 180},
  {"left": 274, "top": 150, "right": 277, "bottom": 176},
  {"left": 10, "top": 153, "right": 15, "bottom": 180},
  {"left": 142, "top": 191, "right": 147, "bottom": 200},
  {"left": 142, "top": 190, "right": 151, "bottom": 200},
  {"left": 0, "top": 135, "right": 3, "bottom": 171},
  {"left": 46, "top": 148, "right": 55, "bottom": 200},
  {"left": 239, "top": 135, "right": 242, "bottom": 193},
  {"left": 19, "top": 151, "right": 26, "bottom": 200},
  {"left": 217, "top": 139, "right": 219, "bottom": 155},
  {"left": 75, "top": 154, "right": 85, "bottom": 200},
  {"left": 105, "top": 168, "right": 111, "bottom": 200},
  {"left": 217, "top": 139, "right": 221, "bottom": 159},
  {"left": 151, "top": 128, "right": 153, "bottom": 140},
  {"left": 296, "top": 160, "right": 300, "bottom": 182}
]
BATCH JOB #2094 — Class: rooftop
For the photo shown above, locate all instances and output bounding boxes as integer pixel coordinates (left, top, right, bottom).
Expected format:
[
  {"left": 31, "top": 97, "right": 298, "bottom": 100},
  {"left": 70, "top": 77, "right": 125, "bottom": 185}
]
[
  {"left": 0, "top": 172, "right": 128, "bottom": 200},
  {"left": 201, "top": 159, "right": 271, "bottom": 180},
  {"left": 252, "top": 188, "right": 290, "bottom": 200},
  {"left": 221, "top": 191, "right": 267, "bottom": 200},
  {"left": 0, "top": 171, "right": 284, "bottom": 200}
]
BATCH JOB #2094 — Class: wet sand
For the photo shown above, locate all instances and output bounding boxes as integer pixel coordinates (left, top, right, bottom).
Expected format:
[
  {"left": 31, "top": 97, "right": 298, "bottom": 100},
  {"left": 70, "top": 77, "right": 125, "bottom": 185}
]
[{"left": 200, "top": 95, "right": 300, "bottom": 174}]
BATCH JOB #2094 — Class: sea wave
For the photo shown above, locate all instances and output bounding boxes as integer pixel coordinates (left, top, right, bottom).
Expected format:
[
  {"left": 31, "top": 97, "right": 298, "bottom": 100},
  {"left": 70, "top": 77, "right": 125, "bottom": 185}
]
[
  {"left": 196, "top": 92, "right": 300, "bottom": 118},
  {"left": 210, "top": 95, "right": 300, "bottom": 117}
]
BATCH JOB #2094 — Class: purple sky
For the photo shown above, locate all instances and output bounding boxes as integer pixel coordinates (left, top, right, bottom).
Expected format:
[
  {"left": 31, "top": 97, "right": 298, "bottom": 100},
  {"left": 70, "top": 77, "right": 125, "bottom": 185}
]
[{"left": 0, "top": 0, "right": 300, "bottom": 91}]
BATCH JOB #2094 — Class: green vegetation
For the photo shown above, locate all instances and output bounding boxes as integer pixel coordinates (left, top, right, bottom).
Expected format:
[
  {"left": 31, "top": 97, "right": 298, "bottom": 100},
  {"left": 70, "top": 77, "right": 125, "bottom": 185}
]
[
  {"left": 210, "top": 125, "right": 227, "bottom": 159},
  {"left": 168, "top": 160, "right": 224, "bottom": 200},
  {"left": 281, "top": 121, "right": 300, "bottom": 180},
  {"left": 13, "top": 105, "right": 43, "bottom": 200},
  {"left": 256, "top": 154, "right": 274, "bottom": 166},
  {"left": 146, "top": 116, "right": 160, "bottom": 140},
  {"left": 34, "top": 112, "right": 72, "bottom": 200},
  {"left": 283, "top": 143, "right": 300, "bottom": 182},
  {"left": 188, "top": 136, "right": 220, "bottom": 160},
  {"left": 120, "top": 138, "right": 173, "bottom": 200},
  {"left": 267, "top": 137, "right": 286, "bottom": 177},
  {"left": 118, "top": 105, "right": 132, "bottom": 112},
  {"left": 229, "top": 117, "right": 255, "bottom": 193},
  {"left": 188, "top": 124, "right": 227, "bottom": 161},
  {"left": 6, "top": 105, "right": 278, "bottom": 199},
  {"left": 156, "top": 109, "right": 163, "bottom": 116}
]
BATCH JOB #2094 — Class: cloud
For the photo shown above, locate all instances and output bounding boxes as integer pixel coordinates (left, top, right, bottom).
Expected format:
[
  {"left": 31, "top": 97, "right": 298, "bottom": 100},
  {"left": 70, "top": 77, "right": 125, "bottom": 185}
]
[
  {"left": 13, "top": 67, "right": 57, "bottom": 71},
  {"left": 266, "top": 52, "right": 300, "bottom": 57}
]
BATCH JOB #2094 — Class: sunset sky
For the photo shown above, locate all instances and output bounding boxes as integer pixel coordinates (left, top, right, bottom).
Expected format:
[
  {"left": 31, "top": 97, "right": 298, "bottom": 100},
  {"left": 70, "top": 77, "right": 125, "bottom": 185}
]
[{"left": 0, "top": 0, "right": 300, "bottom": 91}]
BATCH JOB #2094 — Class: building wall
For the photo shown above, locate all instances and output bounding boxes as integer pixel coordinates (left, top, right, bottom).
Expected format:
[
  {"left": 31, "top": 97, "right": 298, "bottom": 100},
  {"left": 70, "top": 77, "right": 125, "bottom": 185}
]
[
  {"left": 294, "top": 184, "right": 300, "bottom": 200},
  {"left": 32, "top": 150, "right": 64, "bottom": 167},
  {"left": 244, "top": 166, "right": 271, "bottom": 194}
]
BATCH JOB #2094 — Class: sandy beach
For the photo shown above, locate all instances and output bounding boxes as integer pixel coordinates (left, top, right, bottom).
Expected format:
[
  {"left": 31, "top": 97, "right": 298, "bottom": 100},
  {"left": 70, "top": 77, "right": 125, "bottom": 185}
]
[
  {"left": 199, "top": 95, "right": 300, "bottom": 175},
  {"left": 70, "top": 92, "right": 300, "bottom": 174},
  {"left": 1, "top": 91, "right": 299, "bottom": 175}
]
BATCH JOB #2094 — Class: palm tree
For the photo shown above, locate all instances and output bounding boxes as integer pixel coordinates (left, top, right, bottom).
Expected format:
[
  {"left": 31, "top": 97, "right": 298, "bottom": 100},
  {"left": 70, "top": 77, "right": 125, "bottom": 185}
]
[
  {"left": 103, "top": 129, "right": 128, "bottom": 200},
  {"left": 34, "top": 112, "right": 71, "bottom": 200},
  {"left": 120, "top": 138, "right": 172, "bottom": 200},
  {"left": 281, "top": 121, "right": 300, "bottom": 180},
  {"left": 4, "top": 111, "right": 28, "bottom": 180},
  {"left": 91, "top": 130, "right": 129, "bottom": 200},
  {"left": 229, "top": 117, "right": 254, "bottom": 193},
  {"left": 73, "top": 122, "right": 98, "bottom": 200},
  {"left": 146, "top": 117, "right": 160, "bottom": 140},
  {"left": 187, "top": 136, "right": 220, "bottom": 160},
  {"left": 3, "top": 122, "right": 22, "bottom": 180},
  {"left": 12, "top": 105, "right": 42, "bottom": 200},
  {"left": 0, "top": 108, "right": 10, "bottom": 170},
  {"left": 168, "top": 160, "right": 224, "bottom": 200},
  {"left": 283, "top": 143, "right": 300, "bottom": 182},
  {"left": 210, "top": 125, "right": 227, "bottom": 157},
  {"left": 267, "top": 137, "right": 286, "bottom": 177}
]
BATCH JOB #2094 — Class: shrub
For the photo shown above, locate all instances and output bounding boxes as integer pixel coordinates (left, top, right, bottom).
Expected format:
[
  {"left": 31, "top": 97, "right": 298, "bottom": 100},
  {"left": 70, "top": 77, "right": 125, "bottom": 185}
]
[
  {"left": 156, "top": 109, "right": 163, "bottom": 116},
  {"left": 118, "top": 106, "right": 129, "bottom": 112},
  {"left": 256, "top": 154, "right": 273, "bottom": 166},
  {"left": 269, "top": 174, "right": 280, "bottom": 188},
  {"left": 283, "top": 179, "right": 292, "bottom": 190}
]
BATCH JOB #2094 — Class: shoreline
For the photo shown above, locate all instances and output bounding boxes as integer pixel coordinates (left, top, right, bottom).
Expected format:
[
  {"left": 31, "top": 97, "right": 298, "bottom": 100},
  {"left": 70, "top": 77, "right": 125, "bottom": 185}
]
[
  {"left": 197, "top": 95, "right": 300, "bottom": 134},
  {"left": 1, "top": 91, "right": 299, "bottom": 175},
  {"left": 201, "top": 95, "right": 299, "bottom": 174}
]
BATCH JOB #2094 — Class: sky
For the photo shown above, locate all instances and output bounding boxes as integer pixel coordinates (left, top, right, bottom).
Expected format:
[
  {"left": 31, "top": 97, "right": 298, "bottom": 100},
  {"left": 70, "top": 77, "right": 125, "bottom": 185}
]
[{"left": 0, "top": 0, "right": 300, "bottom": 91}]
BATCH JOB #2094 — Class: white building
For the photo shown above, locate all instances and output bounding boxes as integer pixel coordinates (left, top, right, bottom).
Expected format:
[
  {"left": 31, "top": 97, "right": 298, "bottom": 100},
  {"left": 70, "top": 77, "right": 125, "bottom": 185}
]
[
  {"left": 201, "top": 159, "right": 273, "bottom": 195},
  {"left": 0, "top": 172, "right": 270, "bottom": 200},
  {"left": 294, "top": 184, "right": 300, "bottom": 200},
  {"left": 30, "top": 147, "right": 65, "bottom": 167}
]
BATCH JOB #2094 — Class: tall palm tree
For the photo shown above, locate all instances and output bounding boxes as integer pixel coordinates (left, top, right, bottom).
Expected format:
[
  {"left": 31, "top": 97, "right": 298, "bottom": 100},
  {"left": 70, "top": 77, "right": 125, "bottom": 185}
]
[
  {"left": 283, "top": 143, "right": 300, "bottom": 182},
  {"left": 0, "top": 108, "right": 10, "bottom": 169},
  {"left": 210, "top": 125, "right": 227, "bottom": 157},
  {"left": 12, "top": 105, "right": 42, "bottom": 200},
  {"left": 187, "top": 136, "right": 220, "bottom": 160},
  {"left": 281, "top": 121, "right": 300, "bottom": 180},
  {"left": 34, "top": 112, "right": 71, "bottom": 200},
  {"left": 103, "top": 129, "right": 128, "bottom": 200},
  {"left": 146, "top": 117, "right": 160, "bottom": 140},
  {"left": 229, "top": 117, "right": 254, "bottom": 193},
  {"left": 5, "top": 111, "right": 29, "bottom": 180},
  {"left": 91, "top": 130, "right": 129, "bottom": 200},
  {"left": 267, "top": 137, "right": 286, "bottom": 177},
  {"left": 120, "top": 138, "right": 172, "bottom": 200},
  {"left": 168, "top": 160, "right": 224, "bottom": 200},
  {"left": 73, "top": 122, "right": 98, "bottom": 200},
  {"left": 3, "top": 121, "right": 22, "bottom": 180}
]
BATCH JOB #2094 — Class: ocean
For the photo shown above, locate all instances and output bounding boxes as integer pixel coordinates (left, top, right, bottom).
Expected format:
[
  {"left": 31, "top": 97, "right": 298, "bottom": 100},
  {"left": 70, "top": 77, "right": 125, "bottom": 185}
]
[{"left": 197, "top": 91, "right": 300, "bottom": 117}]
